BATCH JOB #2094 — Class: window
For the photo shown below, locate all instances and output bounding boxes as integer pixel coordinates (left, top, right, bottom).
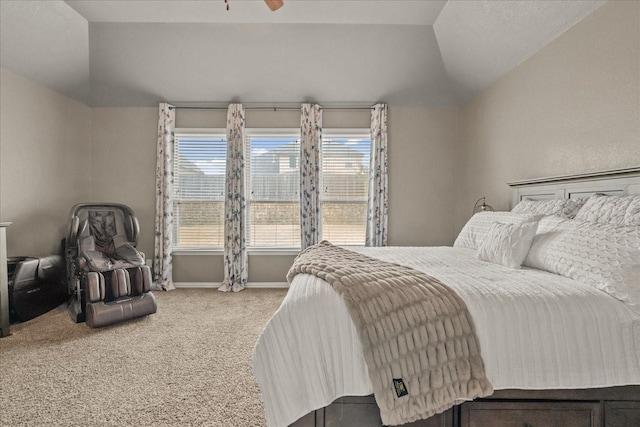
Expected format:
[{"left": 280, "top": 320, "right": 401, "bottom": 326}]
[
  {"left": 173, "top": 131, "right": 227, "bottom": 248},
  {"left": 246, "top": 131, "right": 301, "bottom": 248},
  {"left": 172, "top": 128, "right": 371, "bottom": 250},
  {"left": 321, "top": 131, "right": 371, "bottom": 245}
]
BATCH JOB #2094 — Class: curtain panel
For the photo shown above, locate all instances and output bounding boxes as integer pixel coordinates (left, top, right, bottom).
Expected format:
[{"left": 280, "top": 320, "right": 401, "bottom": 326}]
[
  {"left": 153, "top": 103, "right": 176, "bottom": 290},
  {"left": 300, "top": 103, "right": 323, "bottom": 250},
  {"left": 366, "top": 103, "right": 389, "bottom": 247},
  {"left": 219, "top": 103, "right": 248, "bottom": 292}
]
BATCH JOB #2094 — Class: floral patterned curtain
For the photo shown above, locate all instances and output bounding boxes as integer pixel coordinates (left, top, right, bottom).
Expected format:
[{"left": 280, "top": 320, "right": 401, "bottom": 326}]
[
  {"left": 366, "top": 103, "right": 389, "bottom": 247},
  {"left": 300, "top": 103, "right": 323, "bottom": 250},
  {"left": 153, "top": 103, "right": 175, "bottom": 290},
  {"left": 219, "top": 103, "right": 248, "bottom": 292}
]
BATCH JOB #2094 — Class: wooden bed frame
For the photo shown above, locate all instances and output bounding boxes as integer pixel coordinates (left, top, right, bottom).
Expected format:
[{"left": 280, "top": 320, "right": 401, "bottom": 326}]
[
  {"left": 290, "top": 167, "right": 640, "bottom": 427},
  {"left": 509, "top": 166, "right": 640, "bottom": 204}
]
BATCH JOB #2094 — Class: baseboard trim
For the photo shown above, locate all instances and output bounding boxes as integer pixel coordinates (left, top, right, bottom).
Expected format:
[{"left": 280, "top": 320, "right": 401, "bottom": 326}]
[{"left": 173, "top": 282, "right": 289, "bottom": 289}]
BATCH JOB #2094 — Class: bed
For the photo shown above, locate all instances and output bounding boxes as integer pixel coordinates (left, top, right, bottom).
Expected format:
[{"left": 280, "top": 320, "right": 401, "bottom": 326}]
[{"left": 252, "top": 167, "right": 640, "bottom": 427}]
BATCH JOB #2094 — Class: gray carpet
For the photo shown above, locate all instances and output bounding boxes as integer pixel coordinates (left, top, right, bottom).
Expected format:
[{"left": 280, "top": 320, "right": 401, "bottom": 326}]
[{"left": 0, "top": 288, "right": 288, "bottom": 427}]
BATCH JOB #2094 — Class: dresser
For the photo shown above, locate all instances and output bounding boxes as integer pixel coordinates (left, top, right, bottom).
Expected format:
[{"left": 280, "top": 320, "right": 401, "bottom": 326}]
[{"left": 0, "top": 222, "right": 11, "bottom": 337}]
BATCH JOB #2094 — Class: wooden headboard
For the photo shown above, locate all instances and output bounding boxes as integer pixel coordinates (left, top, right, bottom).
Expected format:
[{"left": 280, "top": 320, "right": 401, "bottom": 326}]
[{"left": 507, "top": 167, "right": 640, "bottom": 207}]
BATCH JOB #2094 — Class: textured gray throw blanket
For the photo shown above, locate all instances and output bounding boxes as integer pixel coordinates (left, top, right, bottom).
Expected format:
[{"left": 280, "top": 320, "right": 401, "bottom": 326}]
[{"left": 287, "top": 241, "right": 493, "bottom": 425}]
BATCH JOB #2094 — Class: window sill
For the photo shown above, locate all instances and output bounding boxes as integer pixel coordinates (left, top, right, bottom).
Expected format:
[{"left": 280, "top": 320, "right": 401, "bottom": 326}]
[
  {"left": 172, "top": 248, "right": 300, "bottom": 256},
  {"left": 248, "top": 248, "right": 300, "bottom": 256},
  {"left": 173, "top": 248, "right": 224, "bottom": 256}
]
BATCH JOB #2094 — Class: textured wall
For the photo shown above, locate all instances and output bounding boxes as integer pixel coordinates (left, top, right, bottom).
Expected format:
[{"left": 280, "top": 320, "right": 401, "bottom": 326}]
[
  {"left": 0, "top": 68, "right": 92, "bottom": 257},
  {"left": 89, "top": 105, "right": 458, "bottom": 283},
  {"left": 388, "top": 107, "right": 458, "bottom": 246},
  {"left": 455, "top": 0, "right": 640, "bottom": 233},
  {"left": 90, "top": 107, "right": 158, "bottom": 259},
  {"left": 86, "top": 22, "right": 455, "bottom": 108}
]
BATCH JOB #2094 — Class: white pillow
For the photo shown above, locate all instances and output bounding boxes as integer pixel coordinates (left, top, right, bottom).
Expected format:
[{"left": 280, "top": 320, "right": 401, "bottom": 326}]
[
  {"left": 511, "top": 198, "right": 586, "bottom": 219},
  {"left": 476, "top": 221, "right": 538, "bottom": 269},
  {"left": 524, "top": 219, "right": 640, "bottom": 314},
  {"left": 534, "top": 215, "right": 579, "bottom": 234},
  {"left": 574, "top": 193, "right": 640, "bottom": 226},
  {"left": 454, "top": 212, "right": 538, "bottom": 250}
]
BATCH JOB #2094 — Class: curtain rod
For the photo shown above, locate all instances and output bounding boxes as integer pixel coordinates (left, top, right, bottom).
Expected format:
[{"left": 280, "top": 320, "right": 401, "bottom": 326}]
[{"left": 169, "top": 104, "right": 377, "bottom": 111}]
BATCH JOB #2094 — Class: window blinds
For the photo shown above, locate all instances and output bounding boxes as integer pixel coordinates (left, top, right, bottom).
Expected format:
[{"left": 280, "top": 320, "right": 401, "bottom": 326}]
[
  {"left": 172, "top": 130, "right": 371, "bottom": 249},
  {"left": 173, "top": 134, "right": 227, "bottom": 247},
  {"left": 321, "top": 135, "right": 371, "bottom": 245},
  {"left": 246, "top": 135, "right": 301, "bottom": 247}
]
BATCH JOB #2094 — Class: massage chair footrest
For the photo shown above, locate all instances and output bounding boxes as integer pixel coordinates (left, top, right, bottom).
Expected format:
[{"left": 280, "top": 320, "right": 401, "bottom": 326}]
[{"left": 85, "top": 292, "right": 157, "bottom": 328}]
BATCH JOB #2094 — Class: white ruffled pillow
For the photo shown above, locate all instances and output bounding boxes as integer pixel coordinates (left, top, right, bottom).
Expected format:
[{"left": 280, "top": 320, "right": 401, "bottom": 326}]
[
  {"left": 574, "top": 194, "right": 640, "bottom": 226},
  {"left": 511, "top": 198, "right": 586, "bottom": 219},
  {"left": 534, "top": 215, "right": 578, "bottom": 234},
  {"left": 476, "top": 221, "right": 538, "bottom": 269},
  {"left": 454, "top": 212, "right": 538, "bottom": 250},
  {"left": 524, "top": 219, "right": 640, "bottom": 314}
]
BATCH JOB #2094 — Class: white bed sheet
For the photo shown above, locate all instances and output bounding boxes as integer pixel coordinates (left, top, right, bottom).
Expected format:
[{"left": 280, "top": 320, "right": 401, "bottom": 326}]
[{"left": 252, "top": 246, "right": 640, "bottom": 427}]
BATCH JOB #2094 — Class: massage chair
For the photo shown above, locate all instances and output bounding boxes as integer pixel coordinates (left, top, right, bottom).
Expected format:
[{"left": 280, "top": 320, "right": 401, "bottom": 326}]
[{"left": 66, "top": 203, "right": 156, "bottom": 327}]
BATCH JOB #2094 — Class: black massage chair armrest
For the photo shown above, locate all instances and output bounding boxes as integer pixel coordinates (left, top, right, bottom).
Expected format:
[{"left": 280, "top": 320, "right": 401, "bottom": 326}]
[
  {"left": 10, "top": 256, "right": 64, "bottom": 291},
  {"left": 8, "top": 255, "right": 67, "bottom": 322}
]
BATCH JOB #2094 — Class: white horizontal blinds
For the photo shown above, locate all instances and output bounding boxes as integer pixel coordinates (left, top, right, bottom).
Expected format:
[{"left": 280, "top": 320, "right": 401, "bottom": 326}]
[
  {"left": 321, "top": 133, "right": 371, "bottom": 245},
  {"left": 247, "top": 135, "right": 301, "bottom": 247},
  {"left": 173, "top": 133, "right": 227, "bottom": 247}
]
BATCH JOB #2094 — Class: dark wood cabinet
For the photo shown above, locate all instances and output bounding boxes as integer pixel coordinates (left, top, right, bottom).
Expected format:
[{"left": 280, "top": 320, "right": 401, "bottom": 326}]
[
  {"left": 460, "top": 401, "right": 602, "bottom": 427},
  {"left": 0, "top": 223, "right": 10, "bottom": 337},
  {"left": 290, "top": 395, "right": 453, "bottom": 427},
  {"left": 323, "top": 397, "right": 382, "bottom": 426},
  {"left": 290, "top": 387, "right": 640, "bottom": 427},
  {"left": 290, "top": 411, "right": 316, "bottom": 427},
  {"left": 604, "top": 401, "right": 640, "bottom": 427},
  {"left": 400, "top": 409, "right": 453, "bottom": 427}
]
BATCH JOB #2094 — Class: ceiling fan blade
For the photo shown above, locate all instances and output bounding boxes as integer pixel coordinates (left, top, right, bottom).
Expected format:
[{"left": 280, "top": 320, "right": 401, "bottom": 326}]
[{"left": 264, "top": 0, "right": 284, "bottom": 12}]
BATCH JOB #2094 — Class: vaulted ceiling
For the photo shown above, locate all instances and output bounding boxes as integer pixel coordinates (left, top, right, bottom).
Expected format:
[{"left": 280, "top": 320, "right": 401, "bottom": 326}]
[{"left": 0, "top": 0, "right": 605, "bottom": 107}]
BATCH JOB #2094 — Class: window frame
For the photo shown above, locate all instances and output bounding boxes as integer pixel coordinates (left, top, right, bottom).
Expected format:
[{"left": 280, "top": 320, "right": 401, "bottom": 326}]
[
  {"left": 173, "top": 128, "right": 227, "bottom": 252},
  {"left": 320, "top": 128, "right": 371, "bottom": 247},
  {"left": 171, "top": 127, "right": 372, "bottom": 254},
  {"left": 244, "top": 128, "right": 302, "bottom": 251}
]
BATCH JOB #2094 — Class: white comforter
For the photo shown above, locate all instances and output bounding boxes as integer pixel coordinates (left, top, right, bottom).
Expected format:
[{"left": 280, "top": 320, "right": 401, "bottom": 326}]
[{"left": 252, "top": 246, "right": 640, "bottom": 427}]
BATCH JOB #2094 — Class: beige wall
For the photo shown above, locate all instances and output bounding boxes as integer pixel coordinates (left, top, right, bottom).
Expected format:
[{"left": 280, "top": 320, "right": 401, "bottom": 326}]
[
  {"left": 88, "top": 106, "right": 457, "bottom": 284},
  {"left": 388, "top": 107, "right": 458, "bottom": 246},
  {"left": 455, "top": 0, "right": 640, "bottom": 233},
  {"left": 90, "top": 108, "right": 158, "bottom": 258},
  {"left": 0, "top": 68, "right": 92, "bottom": 257},
  {"left": 174, "top": 106, "right": 459, "bottom": 282}
]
